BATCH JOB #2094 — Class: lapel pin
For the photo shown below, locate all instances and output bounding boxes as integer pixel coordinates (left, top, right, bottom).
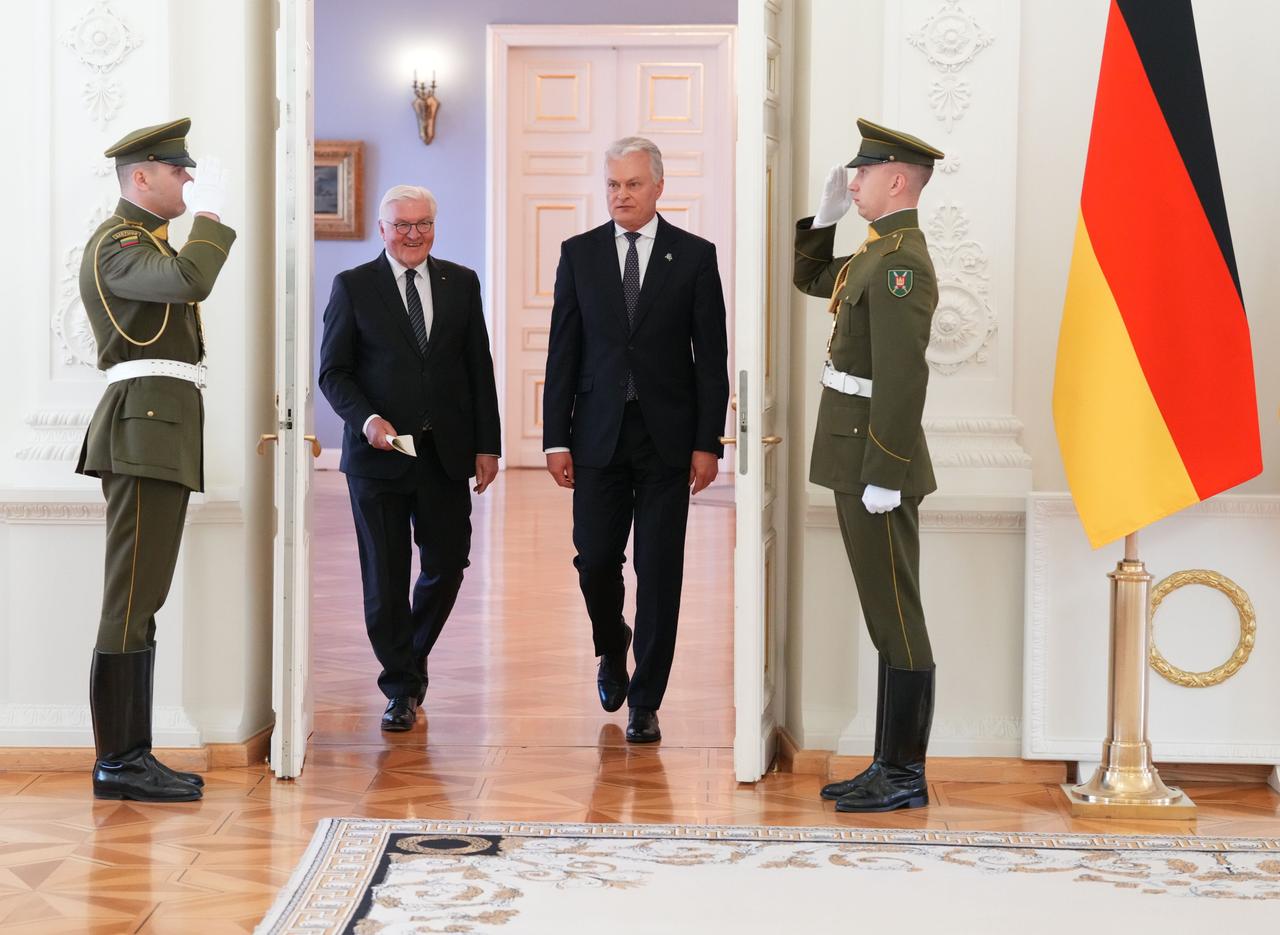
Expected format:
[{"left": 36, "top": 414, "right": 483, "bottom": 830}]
[{"left": 665, "top": 253, "right": 673, "bottom": 261}]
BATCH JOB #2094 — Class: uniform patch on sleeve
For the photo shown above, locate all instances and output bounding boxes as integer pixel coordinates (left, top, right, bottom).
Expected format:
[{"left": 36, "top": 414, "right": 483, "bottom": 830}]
[
  {"left": 111, "top": 229, "right": 141, "bottom": 247},
  {"left": 887, "top": 269, "right": 913, "bottom": 297}
]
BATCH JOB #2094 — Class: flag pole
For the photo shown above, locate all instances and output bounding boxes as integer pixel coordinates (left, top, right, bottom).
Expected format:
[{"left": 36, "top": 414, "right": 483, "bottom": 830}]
[{"left": 1063, "top": 531, "right": 1196, "bottom": 818}]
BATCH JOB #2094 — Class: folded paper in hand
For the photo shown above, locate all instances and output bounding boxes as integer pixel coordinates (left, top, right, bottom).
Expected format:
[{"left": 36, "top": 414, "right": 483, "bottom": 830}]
[{"left": 387, "top": 434, "right": 417, "bottom": 457}]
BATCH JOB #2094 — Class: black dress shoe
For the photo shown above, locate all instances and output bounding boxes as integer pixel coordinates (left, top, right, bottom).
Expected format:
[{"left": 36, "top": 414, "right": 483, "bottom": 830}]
[
  {"left": 597, "top": 623, "right": 632, "bottom": 713},
  {"left": 625, "top": 707, "right": 661, "bottom": 744},
  {"left": 381, "top": 697, "right": 418, "bottom": 732}
]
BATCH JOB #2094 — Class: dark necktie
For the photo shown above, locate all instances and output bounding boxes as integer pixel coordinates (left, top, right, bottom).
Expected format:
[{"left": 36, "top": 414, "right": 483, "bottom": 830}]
[
  {"left": 623, "top": 231, "right": 641, "bottom": 400},
  {"left": 404, "top": 268, "right": 429, "bottom": 355}
]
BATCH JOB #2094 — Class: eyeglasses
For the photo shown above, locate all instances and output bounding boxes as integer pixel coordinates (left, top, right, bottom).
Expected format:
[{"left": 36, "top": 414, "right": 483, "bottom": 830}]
[{"left": 384, "top": 219, "right": 435, "bottom": 235}]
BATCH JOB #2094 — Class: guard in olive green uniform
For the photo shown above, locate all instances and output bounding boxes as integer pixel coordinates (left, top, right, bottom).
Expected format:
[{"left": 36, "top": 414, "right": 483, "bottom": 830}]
[
  {"left": 793, "top": 119, "right": 943, "bottom": 813},
  {"left": 75, "top": 118, "right": 236, "bottom": 802}
]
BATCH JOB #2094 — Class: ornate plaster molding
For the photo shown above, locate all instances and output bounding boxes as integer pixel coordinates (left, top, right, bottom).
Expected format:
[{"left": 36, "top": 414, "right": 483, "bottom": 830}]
[
  {"left": 924, "top": 415, "right": 1031, "bottom": 469},
  {"left": 925, "top": 204, "right": 997, "bottom": 374},
  {"left": 908, "top": 0, "right": 994, "bottom": 71},
  {"left": 0, "top": 703, "right": 196, "bottom": 735},
  {"left": 908, "top": 0, "right": 994, "bottom": 135},
  {"left": 14, "top": 409, "right": 95, "bottom": 462},
  {"left": 0, "top": 501, "right": 104, "bottom": 525},
  {"left": 61, "top": 1, "right": 142, "bottom": 128}
]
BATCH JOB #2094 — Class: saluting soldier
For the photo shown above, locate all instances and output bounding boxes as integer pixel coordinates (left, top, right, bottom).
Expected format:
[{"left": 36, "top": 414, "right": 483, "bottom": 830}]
[
  {"left": 75, "top": 118, "right": 235, "bottom": 802},
  {"left": 793, "top": 118, "right": 943, "bottom": 813}
]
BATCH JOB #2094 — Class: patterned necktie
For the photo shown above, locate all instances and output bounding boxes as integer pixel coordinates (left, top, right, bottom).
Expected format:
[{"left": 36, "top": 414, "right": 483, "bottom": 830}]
[
  {"left": 404, "top": 268, "right": 429, "bottom": 355},
  {"left": 623, "top": 231, "right": 641, "bottom": 400}
]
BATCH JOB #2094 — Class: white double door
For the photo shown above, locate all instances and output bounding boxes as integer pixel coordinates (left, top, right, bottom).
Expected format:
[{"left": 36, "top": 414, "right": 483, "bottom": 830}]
[{"left": 497, "top": 30, "right": 735, "bottom": 467}]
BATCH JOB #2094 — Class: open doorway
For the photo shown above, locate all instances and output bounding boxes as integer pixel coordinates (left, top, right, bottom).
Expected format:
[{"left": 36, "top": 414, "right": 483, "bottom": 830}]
[{"left": 299, "top": 3, "right": 740, "bottom": 775}]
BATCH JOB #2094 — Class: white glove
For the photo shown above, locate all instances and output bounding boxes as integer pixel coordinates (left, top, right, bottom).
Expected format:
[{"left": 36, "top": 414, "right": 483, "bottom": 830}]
[
  {"left": 862, "top": 484, "right": 901, "bottom": 514},
  {"left": 813, "top": 164, "right": 853, "bottom": 228},
  {"left": 183, "top": 156, "right": 228, "bottom": 221}
]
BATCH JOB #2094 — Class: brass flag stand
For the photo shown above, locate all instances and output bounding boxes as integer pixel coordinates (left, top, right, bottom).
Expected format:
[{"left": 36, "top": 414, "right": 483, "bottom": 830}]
[{"left": 1062, "top": 532, "right": 1196, "bottom": 818}]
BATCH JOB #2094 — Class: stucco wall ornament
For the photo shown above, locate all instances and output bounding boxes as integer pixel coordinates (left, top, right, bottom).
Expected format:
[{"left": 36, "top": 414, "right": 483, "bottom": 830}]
[
  {"left": 908, "top": 1, "right": 993, "bottom": 135},
  {"left": 908, "top": 0, "right": 994, "bottom": 71},
  {"left": 925, "top": 204, "right": 996, "bottom": 374},
  {"left": 62, "top": 1, "right": 142, "bottom": 128}
]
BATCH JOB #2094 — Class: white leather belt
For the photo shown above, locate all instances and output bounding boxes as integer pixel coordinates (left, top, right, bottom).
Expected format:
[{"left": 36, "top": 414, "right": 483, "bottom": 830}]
[
  {"left": 105, "top": 359, "right": 207, "bottom": 390},
  {"left": 821, "top": 361, "right": 872, "bottom": 398}
]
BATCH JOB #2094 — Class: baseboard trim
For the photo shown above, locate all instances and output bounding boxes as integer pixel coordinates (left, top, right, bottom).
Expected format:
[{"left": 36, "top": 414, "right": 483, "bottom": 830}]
[
  {"left": 0, "top": 724, "right": 274, "bottom": 773},
  {"left": 783, "top": 748, "right": 1070, "bottom": 784}
]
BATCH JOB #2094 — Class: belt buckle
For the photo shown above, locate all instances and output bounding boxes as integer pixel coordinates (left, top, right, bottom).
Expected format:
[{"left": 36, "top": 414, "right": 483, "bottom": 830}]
[
  {"left": 195, "top": 362, "right": 208, "bottom": 389},
  {"left": 843, "top": 374, "right": 859, "bottom": 395}
]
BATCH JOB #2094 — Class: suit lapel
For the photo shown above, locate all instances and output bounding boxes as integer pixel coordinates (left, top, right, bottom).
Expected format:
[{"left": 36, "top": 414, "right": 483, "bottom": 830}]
[
  {"left": 592, "top": 222, "right": 630, "bottom": 336},
  {"left": 423, "top": 255, "right": 447, "bottom": 360},
  {"left": 373, "top": 252, "right": 423, "bottom": 358},
  {"left": 630, "top": 215, "right": 676, "bottom": 333}
]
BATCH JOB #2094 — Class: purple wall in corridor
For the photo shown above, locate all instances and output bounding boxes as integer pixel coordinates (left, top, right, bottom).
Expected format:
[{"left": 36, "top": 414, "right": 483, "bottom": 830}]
[{"left": 313, "top": 0, "right": 738, "bottom": 450}]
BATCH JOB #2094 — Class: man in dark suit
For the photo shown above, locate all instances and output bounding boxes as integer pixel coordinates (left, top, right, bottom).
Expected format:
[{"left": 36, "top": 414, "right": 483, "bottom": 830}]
[
  {"left": 543, "top": 137, "right": 729, "bottom": 744},
  {"left": 319, "top": 185, "right": 501, "bottom": 732}
]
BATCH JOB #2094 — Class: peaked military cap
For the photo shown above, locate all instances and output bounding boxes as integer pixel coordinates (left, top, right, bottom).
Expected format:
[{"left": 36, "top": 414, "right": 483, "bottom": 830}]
[
  {"left": 104, "top": 118, "right": 196, "bottom": 168},
  {"left": 846, "top": 118, "right": 944, "bottom": 168}
]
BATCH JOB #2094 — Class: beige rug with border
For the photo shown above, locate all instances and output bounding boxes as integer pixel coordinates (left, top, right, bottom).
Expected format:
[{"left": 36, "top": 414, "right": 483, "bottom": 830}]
[{"left": 257, "top": 819, "right": 1280, "bottom": 934}]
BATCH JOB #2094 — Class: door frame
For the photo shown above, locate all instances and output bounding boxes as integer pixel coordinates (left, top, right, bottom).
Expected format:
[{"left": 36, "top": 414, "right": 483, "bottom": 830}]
[{"left": 485, "top": 23, "right": 736, "bottom": 469}]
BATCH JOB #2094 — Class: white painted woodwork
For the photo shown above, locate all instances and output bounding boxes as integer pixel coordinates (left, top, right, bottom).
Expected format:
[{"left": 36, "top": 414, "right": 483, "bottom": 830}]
[
  {"left": 1026, "top": 494, "right": 1280, "bottom": 774},
  {"left": 270, "top": 0, "right": 317, "bottom": 779},
  {"left": 0, "top": 0, "right": 276, "bottom": 750},
  {"left": 733, "top": 0, "right": 790, "bottom": 782},
  {"left": 488, "top": 26, "right": 735, "bottom": 467}
]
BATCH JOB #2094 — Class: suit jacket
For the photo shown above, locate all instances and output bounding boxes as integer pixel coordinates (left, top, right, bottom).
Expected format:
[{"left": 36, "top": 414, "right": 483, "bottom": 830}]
[
  {"left": 318, "top": 252, "right": 501, "bottom": 481},
  {"left": 76, "top": 198, "right": 237, "bottom": 493},
  {"left": 793, "top": 210, "right": 937, "bottom": 497},
  {"left": 542, "top": 216, "right": 729, "bottom": 469}
]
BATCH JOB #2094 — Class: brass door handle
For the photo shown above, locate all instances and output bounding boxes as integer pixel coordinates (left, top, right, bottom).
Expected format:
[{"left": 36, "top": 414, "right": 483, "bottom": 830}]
[
  {"left": 303, "top": 434, "right": 322, "bottom": 458},
  {"left": 762, "top": 435, "right": 783, "bottom": 446},
  {"left": 257, "top": 433, "right": 278, "bottom": 456},
  {"left": 718, "top": 436, "right": 737, "bottom": 445}
]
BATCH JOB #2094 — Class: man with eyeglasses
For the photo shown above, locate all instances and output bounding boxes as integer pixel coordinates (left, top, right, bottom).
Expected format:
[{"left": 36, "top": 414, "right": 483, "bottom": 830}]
[{"left": 319, "top": 184, "right": 501, "bottom": 732}]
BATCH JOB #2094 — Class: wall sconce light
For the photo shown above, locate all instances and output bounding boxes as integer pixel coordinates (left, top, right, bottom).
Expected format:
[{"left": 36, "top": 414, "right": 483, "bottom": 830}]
[{"left": 412, "top": 70, "right": 439, "bottom": 145}]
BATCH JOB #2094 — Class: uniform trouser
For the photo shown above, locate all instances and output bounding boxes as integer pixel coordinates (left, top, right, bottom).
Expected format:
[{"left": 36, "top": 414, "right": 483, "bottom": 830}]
[
  {"left": 572, "top": 402, "right": 691, "bottom": 711},
  {"left": 97, "top": 472, "right": 191, "bottom": 653},
  {"left": 833, "top": 491, "right": 933, "bottom": 671},
  {"left": 346, "top": 433, "right": 473, "bottom": 701}
]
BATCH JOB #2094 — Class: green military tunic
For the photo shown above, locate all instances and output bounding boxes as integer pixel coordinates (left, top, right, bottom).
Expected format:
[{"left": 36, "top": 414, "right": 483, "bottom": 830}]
[
  {"left": 75, "top": 197, "right": 235, "bottom": 652},
  {"left": 76, "top": 198, "right": 236, "bottom": 493},
  {"left": 794, "top": 208, "right": 938, "bottom": 670}
]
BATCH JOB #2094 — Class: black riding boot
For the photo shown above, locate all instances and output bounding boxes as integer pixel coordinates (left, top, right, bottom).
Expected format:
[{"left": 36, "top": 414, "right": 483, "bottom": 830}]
[
  {"left": 821, "top": 654, "right": 887, "bottom": 800},
  {"left": 141, "top": 646, "right": 204, "bottom": 788},
  {"left": 835, "top": 665, "right": 933, "bottom": 813},
  {"left": 90, "top": 650, "right": 202, "bottom": 802}
]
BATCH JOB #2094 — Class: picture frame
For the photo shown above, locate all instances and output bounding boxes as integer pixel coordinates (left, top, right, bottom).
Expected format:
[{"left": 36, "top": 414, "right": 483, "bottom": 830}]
[{"left": 314, "top": 140, "right": 365, "bottom": 240}]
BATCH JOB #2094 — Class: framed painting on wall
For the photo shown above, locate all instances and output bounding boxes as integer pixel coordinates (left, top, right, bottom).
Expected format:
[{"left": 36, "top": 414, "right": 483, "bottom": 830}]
[{"left": 314, "top": 140, "right": 365, "bottom": 240}]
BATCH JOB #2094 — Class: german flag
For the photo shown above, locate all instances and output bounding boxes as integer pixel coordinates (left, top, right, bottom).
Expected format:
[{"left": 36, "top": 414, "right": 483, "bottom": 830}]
[{"left": 1053, "top": 0, "right": 1261, "bottom": 548}]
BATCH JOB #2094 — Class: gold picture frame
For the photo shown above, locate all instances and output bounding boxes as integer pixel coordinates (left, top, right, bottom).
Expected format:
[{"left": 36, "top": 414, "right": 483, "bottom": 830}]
[{"left": 314, "top": 140, "right": 365, "bottom": 240}]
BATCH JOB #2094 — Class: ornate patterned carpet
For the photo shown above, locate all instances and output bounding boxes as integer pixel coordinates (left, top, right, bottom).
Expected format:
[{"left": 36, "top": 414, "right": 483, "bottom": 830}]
[{"left": 258, "top": 819, "right": 1280, "bottom": 934}]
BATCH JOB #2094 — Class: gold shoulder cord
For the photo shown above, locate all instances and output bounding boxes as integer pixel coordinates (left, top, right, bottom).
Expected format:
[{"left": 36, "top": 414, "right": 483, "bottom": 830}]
[{"left": 92, "top": 217, "right": 171, "bottom": 347}]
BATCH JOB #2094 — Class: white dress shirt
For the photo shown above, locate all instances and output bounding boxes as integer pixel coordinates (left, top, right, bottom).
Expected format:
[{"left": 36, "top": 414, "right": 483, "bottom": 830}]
[{"left": 544, "top": 214, "right": 660, "bottom": 455}]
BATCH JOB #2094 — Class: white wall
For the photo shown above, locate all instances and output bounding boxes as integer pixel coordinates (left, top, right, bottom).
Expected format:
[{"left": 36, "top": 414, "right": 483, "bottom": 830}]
[
  {"left": 0, "top": 0, "right": 275, "bottom": 747},
  {"left": 786, "top": 0, "right": 1280, "bottom": 754}
]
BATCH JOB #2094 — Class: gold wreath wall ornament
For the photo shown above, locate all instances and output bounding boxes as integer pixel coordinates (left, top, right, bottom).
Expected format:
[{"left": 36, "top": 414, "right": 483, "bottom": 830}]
[{"left": 1148, "top": 569, "right": 1256, "bottom": 688}]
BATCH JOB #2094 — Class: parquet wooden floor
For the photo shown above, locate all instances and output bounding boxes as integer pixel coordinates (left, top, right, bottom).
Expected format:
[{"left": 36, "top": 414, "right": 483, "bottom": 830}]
[{"left": 2, "top": 469, "right": 1278, "bottom": 933}]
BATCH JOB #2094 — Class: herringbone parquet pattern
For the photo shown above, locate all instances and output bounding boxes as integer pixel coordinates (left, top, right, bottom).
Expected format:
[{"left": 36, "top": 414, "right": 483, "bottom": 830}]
[{"left": 0, "top": 470, "right": 1277, "bottom": 933}]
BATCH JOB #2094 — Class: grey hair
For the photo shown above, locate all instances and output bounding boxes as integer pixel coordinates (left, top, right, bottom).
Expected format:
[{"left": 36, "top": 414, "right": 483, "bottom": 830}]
[
  {"left": 605, "top": 137, "right": 664, "bottom": 183},
  {"left": 379, "top": 184, "right": 437, "bottom": 219}
]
